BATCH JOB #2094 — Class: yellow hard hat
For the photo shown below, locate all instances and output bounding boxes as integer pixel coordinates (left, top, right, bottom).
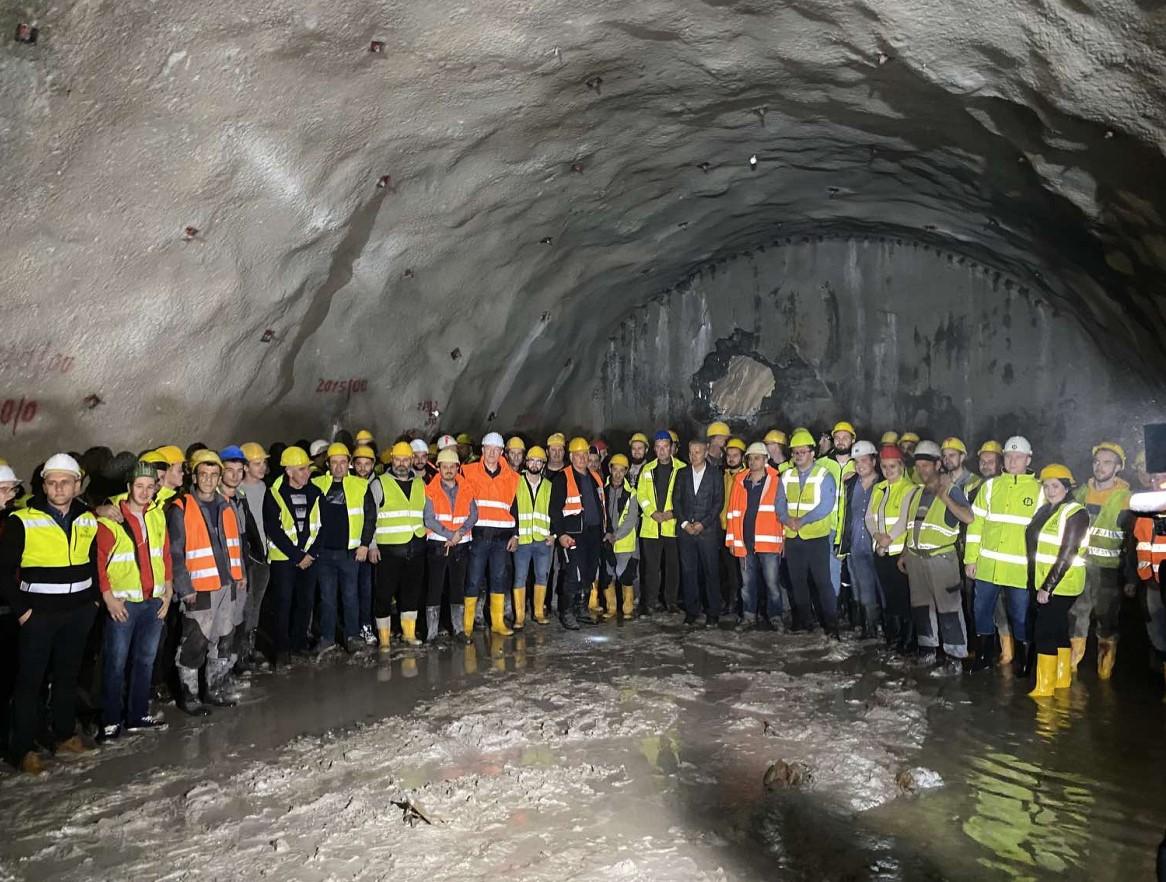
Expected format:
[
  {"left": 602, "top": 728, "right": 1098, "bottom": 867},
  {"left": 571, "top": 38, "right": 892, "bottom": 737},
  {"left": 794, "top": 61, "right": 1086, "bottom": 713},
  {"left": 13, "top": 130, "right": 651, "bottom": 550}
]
[
  {"left": 941, "top": 437, "right": 967, "bottom": 455},
  {"left": 629, "top": 432, "right": 649, "bottom": 446},
  {"left": 355, "top": 429, "right": 375, "bottom": 443},
  {"left": 668, "top": 429, "right": 679, "bottom": 443},
  {"left": 900, "top": 431, "right": 920, "bottom": 444},
  {"left": 789, "top": 428, "right": 815, "bottom": 449},
  {"left": 726, "top": 437, "right": 747, "bottom": 452},
  {"left": 977, "top": 440, "right": 1003, "bottom": 456},
  {"left": 240, "top": 442, "right": 268, "bottom": 461},
  {"left": 706, "top": 421, "right": 731, "bottom": 438},
  {"left": 138, "top": 449, "right": 162, "bottom": 463},
  {"left": 352, "top": 445, "right": 376, "bottom": 461},
  {"left": 832, "top": 421, "right": 856, "bottom": 436},
  {"left": 390, "top": 441, "right": 413, "bottom": 458},
  {"left": 455, "top": 432, "right": 474, "bottom": 445},
  {"left": 609, "top": 453, "right": 629, "bottom": 468},
  {"left": 506, "top": 436, "right": 526, "bottom": 451},
  {"left": 879, "top": 431, "right": 900, "bottom": 445},
  {"left": 436, "top": 447, "right": 459, "bottom": 465},
  {"left": 280, "top": 446, "right": 311, "bottom": 467},
  {"left": 379, "top": 448, "right": 394, "bottom": 465},
  {"left": 568, "top": 436, "right": 589, "bottom": 454},
  {"left": 155, "top": 445, "right": 185, "bottom": 466},
  {"left": 1039, "top": 463, "right": 1074, "bottom": 484},
  {"left": 764, "top": 429, "right": 787, "bottom": 445},
  {"left": 326, "top": 442, "right": 351, "bottom": 459},
  {"left": 189, "top": 449, "right": 223, "bottom": 470},
  {"left": 1092, "top": 441, "right": 1126, "bottom": 465},
  {"left": 527, "top": 445, "right": 547, "bottom": 461},
  {"left": 428, "top": 442, "right": 438, "bottom": 457},
  {"left": 547, "top": 433, "right": 566, "bottom": 448}
]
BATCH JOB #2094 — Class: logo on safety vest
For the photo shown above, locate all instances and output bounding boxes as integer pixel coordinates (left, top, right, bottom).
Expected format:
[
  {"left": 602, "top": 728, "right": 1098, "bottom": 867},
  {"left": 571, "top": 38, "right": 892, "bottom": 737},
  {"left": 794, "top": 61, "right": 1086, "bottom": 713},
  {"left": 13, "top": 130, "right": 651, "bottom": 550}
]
[{"left": 1024, "top": 497, "right": 1034, "bottom": 506}]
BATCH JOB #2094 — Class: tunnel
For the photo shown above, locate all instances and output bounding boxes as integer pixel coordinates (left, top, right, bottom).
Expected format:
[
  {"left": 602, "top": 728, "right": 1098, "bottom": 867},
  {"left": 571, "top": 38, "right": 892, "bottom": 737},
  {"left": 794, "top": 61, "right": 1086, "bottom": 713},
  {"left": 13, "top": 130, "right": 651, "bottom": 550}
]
[{"left": 2, "top": 2, "right": 1166, "bottom": 880}]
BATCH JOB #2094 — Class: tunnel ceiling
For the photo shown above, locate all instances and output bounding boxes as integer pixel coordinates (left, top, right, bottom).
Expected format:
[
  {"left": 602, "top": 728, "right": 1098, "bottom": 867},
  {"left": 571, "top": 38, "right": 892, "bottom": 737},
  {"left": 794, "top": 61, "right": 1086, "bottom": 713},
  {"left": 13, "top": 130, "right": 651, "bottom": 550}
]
[{"left": 1, "top": 0, "right": 1164, "bottom": 456}]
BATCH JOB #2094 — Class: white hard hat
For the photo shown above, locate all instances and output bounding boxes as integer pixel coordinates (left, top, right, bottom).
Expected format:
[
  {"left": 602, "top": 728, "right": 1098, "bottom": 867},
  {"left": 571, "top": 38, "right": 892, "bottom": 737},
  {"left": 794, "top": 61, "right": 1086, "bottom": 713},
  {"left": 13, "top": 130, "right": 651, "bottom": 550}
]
[
  {"left": 1003, "top": 436, "right": 1033, "bottom": 455},
  {"left": 309, "top": 439, "right": 329, "bottom": 456},
  {"left": 481, "top": 431, "right": 505, "bottom": 449},
  {"left": 42, "top": 453, "right": 82, "bottom": 477},
  {"left": 851, "top": 440, "right": 877, "bottom": 458},
  {"left": 436, "top": 434, "right": 457, "bottom": 451},
  {"left": 409, "top": 439, "right": 428, "bottom": 454},
  {"left": 745, "top": 442, "right": 769, "bottom": 458},
  {"left": 913, "top": 440, "right": 942, "bottom": 460},
  {"left": 0, "top": 465, "right": 19, "bottom": 484}
]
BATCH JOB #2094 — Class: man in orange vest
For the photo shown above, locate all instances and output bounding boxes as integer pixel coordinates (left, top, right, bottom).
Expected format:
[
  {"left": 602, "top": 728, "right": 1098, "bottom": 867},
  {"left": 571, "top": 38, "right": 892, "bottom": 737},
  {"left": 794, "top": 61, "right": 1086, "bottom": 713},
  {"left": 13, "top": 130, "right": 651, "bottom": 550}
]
[
  {"left": 167, "top": 450, "right": 247, "bottom": 717},
  {"left": 550, "top": 437, "right": 606, "bottom": 629},
  {"left": 424, "top": 447, "right": 477, "bottom": 642},
  {"left": 725, "top": 443, "right": 785, "bottom": 629},
  {"left": 1133, "top": 484, "right": 1166, "bottom": 697},
  {"left": 462, "top": 432, "right": 520, "bottom": 635}
]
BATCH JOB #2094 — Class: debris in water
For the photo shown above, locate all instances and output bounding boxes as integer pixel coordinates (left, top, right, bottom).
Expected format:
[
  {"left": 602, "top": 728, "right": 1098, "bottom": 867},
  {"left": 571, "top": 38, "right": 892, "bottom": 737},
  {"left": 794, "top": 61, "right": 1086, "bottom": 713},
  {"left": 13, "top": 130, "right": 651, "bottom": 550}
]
[
  {"left": 392, "top": 796, "right": 438, "bottom": 827},
  {"left": 895, "top": 767, "right": 943, "bottom": 795},
  {"left": 271, "top": 837, "right": 289, "bottom": 852},
  {"left": 764, "top": 759, "right": 812, "bottom": 790}
]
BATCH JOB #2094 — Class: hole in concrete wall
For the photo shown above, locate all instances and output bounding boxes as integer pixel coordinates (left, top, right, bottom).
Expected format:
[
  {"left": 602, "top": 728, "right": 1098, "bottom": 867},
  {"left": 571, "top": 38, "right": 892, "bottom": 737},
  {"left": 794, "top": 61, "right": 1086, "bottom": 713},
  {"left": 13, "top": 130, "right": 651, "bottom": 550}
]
[
  {"left": 14, "top": 23, "right": 37, "bottom": 44},
  {"left": 709, "top": 355, "right": 776, "bottom": 420}
]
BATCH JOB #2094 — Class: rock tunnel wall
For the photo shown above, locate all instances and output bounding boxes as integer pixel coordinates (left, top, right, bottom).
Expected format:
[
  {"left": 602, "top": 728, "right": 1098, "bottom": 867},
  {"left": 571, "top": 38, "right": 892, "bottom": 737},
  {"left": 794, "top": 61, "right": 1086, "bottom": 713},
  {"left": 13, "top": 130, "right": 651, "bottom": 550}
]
[{"left": 587, "top": 235, "right": 1159, "bottom": 462}]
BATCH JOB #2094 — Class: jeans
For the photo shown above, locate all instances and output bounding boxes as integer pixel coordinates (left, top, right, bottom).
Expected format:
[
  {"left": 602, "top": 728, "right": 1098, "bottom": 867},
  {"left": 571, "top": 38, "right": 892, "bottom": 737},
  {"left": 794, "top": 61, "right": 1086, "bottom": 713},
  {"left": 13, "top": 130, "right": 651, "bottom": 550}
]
[
  {"left": 466, "top": 535, "right": 512, "bottom": 598},
  {"left": 315, "top": 549, "right": 359, "bottom": 644},
  {"left": 269, "top": 559, "right": 319, "bottom": 653},
  {"left": 740, "top": 552, "right": 783, "bottom": 619},
  {"left": 356, "top": 561, "right": 374, "bottom": 630},
  {"left": 828, "top": 530, "right": 842, "bottom": 597},
  {"left": 102, "top": 598, "right": 164, "bottom": 726},
  {"left": 973, "top": 578, "right": 1031, "bottom": 638},
  {"left": 513, "top": 541, "right": 553, "bottom": 587},
  {"left": 848, "top": 552, "right": 883, "bottom": 609}
]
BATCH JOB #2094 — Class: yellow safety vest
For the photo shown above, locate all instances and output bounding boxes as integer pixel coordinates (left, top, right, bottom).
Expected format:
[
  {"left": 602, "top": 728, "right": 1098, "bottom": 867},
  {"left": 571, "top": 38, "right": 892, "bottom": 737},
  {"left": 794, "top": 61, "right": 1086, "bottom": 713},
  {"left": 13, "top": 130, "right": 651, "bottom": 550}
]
[
  {"left": 12, "top": 505, "right": 98, "bottom": 595},
  {"left": 374, "top": 475, "right": 426, "bottom": 546},
  {"left": 868, "top": 477, "right": 918, "bottom": 555},
  {"left": 905, "top": 488, "right": 960, "bottom": 554},
  {"left": 268, "top": 477, "right": 322, "bottom": 562},
  {"left": 1072, "top": 480, "right": 1130, "bottom": 569},
  {"left": 637, "top": 458, "right": 686, "bottom": 539},
  {"left": 516, "top": 476, "right": 553, "bottom": 545},
  {"left": 781, "top": 462, "right": 834, "bottom": 540},
  {"left": 608, "top": 479, "right": 638, "bottom": 554},
  {"left": 311, "top": 473, "right": 369, "bottom": 550},
  {"left": 1035, "top": 502, "right": 1087, "bottom": 596},
  {"left": 964, "top": 473, "right": 1043, "bottom": 590},
  {"left": 98, "top": 504, "right": 168, "bottom": 601}
]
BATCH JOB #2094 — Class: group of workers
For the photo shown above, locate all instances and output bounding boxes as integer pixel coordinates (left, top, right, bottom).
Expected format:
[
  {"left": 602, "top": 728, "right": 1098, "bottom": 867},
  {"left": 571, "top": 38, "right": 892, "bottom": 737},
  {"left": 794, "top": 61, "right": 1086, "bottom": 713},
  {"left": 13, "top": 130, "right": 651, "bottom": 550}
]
[{"left": 0, "top": 419, "right": 1162, "bottom": 777}]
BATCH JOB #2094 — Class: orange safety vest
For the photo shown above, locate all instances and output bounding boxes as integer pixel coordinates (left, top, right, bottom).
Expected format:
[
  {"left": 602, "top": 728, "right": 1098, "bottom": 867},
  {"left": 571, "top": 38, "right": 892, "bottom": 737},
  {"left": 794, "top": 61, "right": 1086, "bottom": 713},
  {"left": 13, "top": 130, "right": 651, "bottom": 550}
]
[
  {"left": 563, "top": 466, "right": 605, "bottom": 518},
  {"left": 173, "top": 495, "right": 243, "bottom": 591},
  {"left": 1134, "top": 516, "right": 1166, "bottom": 580},
  {"left": 426, "top": 473, "right": 472, "bottom": 543},
  {"left": 462, "top": 460, "right": 519, "bottom": 529},
  {"left": 725, "top": 467, "right": 784, "bottom": 558}
]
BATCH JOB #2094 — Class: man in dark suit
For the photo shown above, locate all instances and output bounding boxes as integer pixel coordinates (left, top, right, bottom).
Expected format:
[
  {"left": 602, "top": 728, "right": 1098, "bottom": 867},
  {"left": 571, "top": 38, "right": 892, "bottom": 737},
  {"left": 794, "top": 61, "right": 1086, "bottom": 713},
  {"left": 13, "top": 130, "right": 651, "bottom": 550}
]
[{"left": 674, "top": 436, "right": 724, "bottom": 626}]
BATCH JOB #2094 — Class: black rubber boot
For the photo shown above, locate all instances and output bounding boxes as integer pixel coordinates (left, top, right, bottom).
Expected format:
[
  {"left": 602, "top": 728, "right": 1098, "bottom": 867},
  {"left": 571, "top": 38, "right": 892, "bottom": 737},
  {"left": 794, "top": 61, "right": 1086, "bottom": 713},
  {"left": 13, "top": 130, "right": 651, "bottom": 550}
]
[
  {"left": 969, "top": 634, "right": 995, "bottom": 673},
  {"left": 180, "top": 685, "right": 211, "bottom": 717},
  {"left": 1013, "top": 640, "right": 1032, "bottom": 678}
]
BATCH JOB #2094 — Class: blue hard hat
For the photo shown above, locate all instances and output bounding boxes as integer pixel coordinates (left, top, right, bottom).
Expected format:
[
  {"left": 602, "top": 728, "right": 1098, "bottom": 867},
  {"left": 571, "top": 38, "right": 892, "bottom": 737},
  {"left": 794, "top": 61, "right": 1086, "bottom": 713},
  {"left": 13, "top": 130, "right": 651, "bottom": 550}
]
[
  {"left": 653, "top": 430, "right": 672, "bottom": 442},
  {"left": 219, "top": 445, "right": 247, "bottom": 462}
]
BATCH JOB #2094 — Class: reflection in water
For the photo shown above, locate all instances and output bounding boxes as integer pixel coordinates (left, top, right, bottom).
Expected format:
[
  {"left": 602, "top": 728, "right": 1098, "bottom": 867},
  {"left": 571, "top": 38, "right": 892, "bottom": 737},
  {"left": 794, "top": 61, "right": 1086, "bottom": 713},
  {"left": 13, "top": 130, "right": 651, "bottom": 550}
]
[{"left": 963, "top": 751, "right": 1094, "bottom": 878}]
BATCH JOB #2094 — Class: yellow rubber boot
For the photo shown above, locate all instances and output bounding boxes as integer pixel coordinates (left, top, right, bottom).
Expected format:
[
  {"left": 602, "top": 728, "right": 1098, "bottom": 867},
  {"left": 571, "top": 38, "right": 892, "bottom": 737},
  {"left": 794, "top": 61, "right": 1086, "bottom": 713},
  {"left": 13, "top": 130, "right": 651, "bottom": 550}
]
[
  {"left": 1069, "top": 636, "right": 1087, "bottom": 671},
  {"left": 532, "top": 585, "right": 549, "bottom": 624},
  {"left": 604, "top": 584, "right": 618, "bottom": 620},
  {"left": 375, "top": 616, "right": 392, "bottom": 652},
  {"left": 587, "top": 584, "right": 601, "bottom": 615},
  {"left": 490, "top": 594, "right": 513, "bottom": 636},
  {"left": 1027, "top": 654, "right": 1057, "bottom": 698},
  {"left": 1097, "top": 638, "right": 1117, "bottom": 680},
  {"left": 401, "top": 614, "right": 421, "bottom": 646},
  {"left": 622, "top": 586, "right": 635, "bottom": 618},
  {"left": 463, "top": 597, "right": 477, "bottom": 639},
  {"left": 513, "top": 588, "right": 526, "bottom": 631},
  {"left": 998, "top": 634, "right": 1014, "bottom": 667},
  {"left": 1055, "top": 648, "right": 1072, "bottom": 689}
]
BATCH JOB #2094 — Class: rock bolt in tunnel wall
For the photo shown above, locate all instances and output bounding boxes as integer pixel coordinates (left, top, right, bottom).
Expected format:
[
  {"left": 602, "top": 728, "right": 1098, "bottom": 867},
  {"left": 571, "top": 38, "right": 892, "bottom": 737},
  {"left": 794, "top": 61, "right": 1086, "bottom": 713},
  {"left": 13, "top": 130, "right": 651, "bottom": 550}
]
[{"left": 593, "top": 235, "right": 1158, "bottom": 459}]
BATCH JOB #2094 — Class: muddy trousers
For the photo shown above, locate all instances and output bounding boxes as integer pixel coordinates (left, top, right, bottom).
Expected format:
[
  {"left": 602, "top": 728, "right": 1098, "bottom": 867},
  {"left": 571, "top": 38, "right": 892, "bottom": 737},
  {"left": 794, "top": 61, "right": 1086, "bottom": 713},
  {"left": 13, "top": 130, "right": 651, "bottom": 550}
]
[
  {"left": 376, "top": 543, "right": 425, "bottom": 618},
  {"left": 785, "top": 536, "right": 838, "bottom": 631},
  {"left": 1069, "top": 564, "right": 1122, "bottom": 641},
  {"left": 559, "top": 528, "right": 603, "bottom": 618},
  {"left": 176, "top": 586, "right": 235, "bottom": 696},
  {"left": 1033, "top": 593, "right": 1076, "bottom": 655},
  {"left": 10, "top": 603, "right": 96, "bottom": 760},
  {"left": 641, "top": 537, "right": 679, "bottom": 610},
  {"left": 903, "top": 549, "right": 968, "bottom": 658}
]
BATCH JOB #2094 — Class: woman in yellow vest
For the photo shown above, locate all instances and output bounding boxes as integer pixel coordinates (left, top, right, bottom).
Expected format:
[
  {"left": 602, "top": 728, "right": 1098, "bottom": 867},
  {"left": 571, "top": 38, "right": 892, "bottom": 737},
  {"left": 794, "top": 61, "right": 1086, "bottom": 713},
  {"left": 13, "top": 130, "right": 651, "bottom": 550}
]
[
  {"left": 1025, "top": 465, "right": 1090, "bottom": 698},
  {"left": 866, "top": 445, "right": 919, "bottom": 653}
]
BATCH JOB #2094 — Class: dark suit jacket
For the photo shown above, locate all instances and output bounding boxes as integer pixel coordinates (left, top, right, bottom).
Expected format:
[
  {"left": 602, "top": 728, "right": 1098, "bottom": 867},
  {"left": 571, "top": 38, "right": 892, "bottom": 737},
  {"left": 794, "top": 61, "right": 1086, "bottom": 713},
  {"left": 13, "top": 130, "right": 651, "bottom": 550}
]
[{"left": 673, "top": 463, "right": 724, "bottom": 534}]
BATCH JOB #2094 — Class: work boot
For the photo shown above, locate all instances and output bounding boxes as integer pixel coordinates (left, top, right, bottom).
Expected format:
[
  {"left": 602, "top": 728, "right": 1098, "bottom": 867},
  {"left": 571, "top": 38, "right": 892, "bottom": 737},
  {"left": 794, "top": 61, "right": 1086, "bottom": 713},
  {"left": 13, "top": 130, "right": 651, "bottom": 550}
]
[
  {"left": 474, "top": 597, "right": 486, "bottom": 631},
  {"left": 345, "top": 636, "right": 365, "bottom": 654},
  {"left": 376, "top": 616, "right": 393, "bottom": 652},
  {"left": 1013, "top": 640, "right": 1032, "bottom": 678},
  {"left": 969, "top": 634, "right": 995, "bottom": 673},
  {"left": 205, "top": 687, "right": 237, "bottom": 708},
  {"left": 622, "top": 586, "right": 635, "bottom": 619},
  {"left": 917, "top": 647, "right": 938, "bottom": 666},
  {"left": 18, "top": 752, "right": 44, "bottom": 775},
  {"left": 1097, "top": 638, "right": 1117, "bottom": 680},
  {"left": 125, "top": 716, "right": 168, "bottom": 733},
  {"left": 400, "top": 613, "right": 422, "bottom": 646},
  {"left": 1027, "top": 653, "right": 1058, "bottom": 698},
  {"left": 1055, "top": 648, "right": 1072, "bottom": 690},
  {"left": 998, "top": 633, "right": 1014, "bottom": 667},
  {"left": 463, "top": 597, "right": 479, "bottom": 638},
  {"left": 1069, "top": 636, "right": 1087, "bottom": 672},
  {"left": 560, "top": 597, "right": 580, "bottom": 630},
  {"left": 532, "top": 585, "right": 550, "bottom": 625},
  {"left": 603, "top": 585, "right": 618, "bottom": 621},
  {"left": 587, "top": 583, "right": 601, "bottom": 617},
  {"left": 314, "top": 641, "right": 337, "bottom": 660},
  {"left": 450, "top": 603, "right": 465, "bottom": 639},
  {"left": 425, "top": 606, "right": 442, "bottom": 643},
  {"left": 706, "top": 615, "right": 720, "bottom": 628},
  {"left": 489, "top": 595, "right": 514, "bottom": 636},
  {"left": 56, "top": 735, "right": 91, "bottom": 755},
  {"left": 512, "top": 587, "right": 527, "bottom": 631},
  {"left": 96, "top": 724, "right": 122, "bottom": 744},
  {"left": 178, "top": 667, "right": 210, "bottom": 716}
]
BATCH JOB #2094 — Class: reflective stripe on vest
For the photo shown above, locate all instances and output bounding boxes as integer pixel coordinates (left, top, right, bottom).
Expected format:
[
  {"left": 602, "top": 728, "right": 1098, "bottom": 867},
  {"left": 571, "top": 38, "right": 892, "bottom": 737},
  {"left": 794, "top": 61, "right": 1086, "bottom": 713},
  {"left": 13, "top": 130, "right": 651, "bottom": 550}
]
[
  {"left": 375, "top": 475, "right": 425, "bottom": 545},
  {"left": 725, "top": 468, "right": 784, "bottom": 557},
  {"left": 13, "top": 507, "right": 98, "bottom": 594},
  {"left": 608, "top": 479, "right": 637, "bottom": 554},
  {"left": 174, "top": 496, "right": 243, "bottom": 590},
  {"left": 563, "top": 467, "right": 604, "bottom": 518},
  {"left": 636, "top": 458, "right": 686, "bottom": 539},
  {"left": 98, "top": 506, "right": 167, "bottom": 601},
  {"left": 516, "top": 476, "right": 553, "bottom": 544},
  {"left": 869, "top": 478, "right": 917, "bottom": 556},
  {"left": 267, "top": 477, "right": 322, "bottom": 562},
  {"left": 906, "top": 490, "right": 960, "bottom": 553},
  {"left": 426, "top": 473, "right": 472, "bottom": 543},
  {"left": 964, "top": 473, "right": 1043, "bottom": 590},
  {"left": 1035, "top": 502, "right": 1087, "bottom": 596},
  {"left": 1073, "top": 483, "right": 1130, "bottom": 568},
  {"left": 781, "top": 463, "right": 832, "bottom": 540},
  {"left": 1135, "top": 516, "right": 1166, "bottom": 578},
  {"left": 312, "top": 474, "right": 369, "bottom": 549},
  {"left": 463, "top": 461, "right": 518, "bottom": 529}
]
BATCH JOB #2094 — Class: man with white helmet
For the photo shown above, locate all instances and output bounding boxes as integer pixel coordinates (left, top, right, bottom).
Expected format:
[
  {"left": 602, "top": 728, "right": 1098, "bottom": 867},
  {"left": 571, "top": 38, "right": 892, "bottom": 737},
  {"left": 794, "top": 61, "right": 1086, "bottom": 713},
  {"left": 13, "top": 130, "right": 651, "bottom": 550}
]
[
  {"left": 964, "top": 435, "right": 1043, "bottom": 675},
  {"left": 462, "top": 432, "right": 520, "bottom": 635},
  {"left": 412, "top": 438, "right": 437, "bottom": 481},
  {"left": 724, "top": 443, "right": 785, "bottom": 629},
  {"left": 0, "top": 454, "right": 98, "bottom": 773},
  {"left": 837, "top": 440, "right": 883, "bottom": 637},
  {"left": 423, "top": 447, "right": 477, "bottom": 642}
]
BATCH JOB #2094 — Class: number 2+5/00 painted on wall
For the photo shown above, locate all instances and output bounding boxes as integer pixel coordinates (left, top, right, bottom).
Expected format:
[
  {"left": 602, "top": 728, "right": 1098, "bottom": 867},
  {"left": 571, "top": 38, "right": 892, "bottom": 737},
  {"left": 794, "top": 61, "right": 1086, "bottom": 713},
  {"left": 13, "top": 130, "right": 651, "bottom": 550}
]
[{"left": 316, "top": 379, "right": 368, "bottom": 394}]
